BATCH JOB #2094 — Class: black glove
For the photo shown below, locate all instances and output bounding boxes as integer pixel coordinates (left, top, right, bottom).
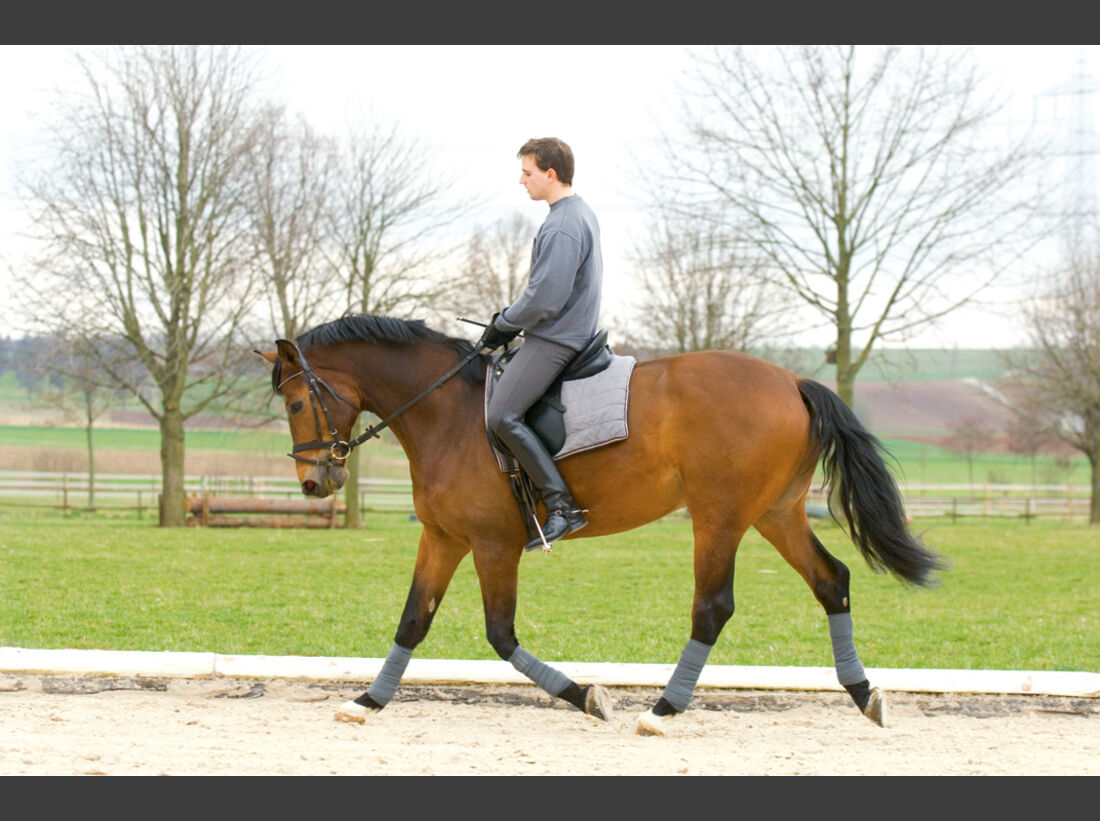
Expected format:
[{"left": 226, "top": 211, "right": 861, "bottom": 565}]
[{"left": 477, "top": 312, "right": 520, "bottom": 350}]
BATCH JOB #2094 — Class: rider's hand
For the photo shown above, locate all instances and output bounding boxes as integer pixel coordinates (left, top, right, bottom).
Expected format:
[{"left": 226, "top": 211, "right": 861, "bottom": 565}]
[{"left": 477, "top": 312, "right": 520, "bottom": 350}]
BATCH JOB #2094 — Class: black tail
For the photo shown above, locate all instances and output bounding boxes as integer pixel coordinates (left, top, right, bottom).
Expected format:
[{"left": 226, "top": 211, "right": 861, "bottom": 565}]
[{"left": 798, "top": 379, "right": 945, "bottom": 588}]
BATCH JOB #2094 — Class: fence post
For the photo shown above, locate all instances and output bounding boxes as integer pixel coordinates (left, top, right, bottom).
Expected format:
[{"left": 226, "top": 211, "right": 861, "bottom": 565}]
[{"left": 62, "top": 473, "right": 69, "bottom": 515}]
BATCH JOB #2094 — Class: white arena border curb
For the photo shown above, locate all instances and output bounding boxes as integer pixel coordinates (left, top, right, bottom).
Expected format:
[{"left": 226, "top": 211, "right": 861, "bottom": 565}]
[{"left": 1, "top": 647, "right": 1096, "bottom": 698}]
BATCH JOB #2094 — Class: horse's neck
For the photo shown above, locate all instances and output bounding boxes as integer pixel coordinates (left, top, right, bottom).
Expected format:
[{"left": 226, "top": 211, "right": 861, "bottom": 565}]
[{"left": 350, "top": 341, "right": 481, "bottom": 466}]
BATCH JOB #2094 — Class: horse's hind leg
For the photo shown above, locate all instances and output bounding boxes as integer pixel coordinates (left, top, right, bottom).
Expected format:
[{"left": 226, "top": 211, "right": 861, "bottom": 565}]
[
  {"left": 753, "top": 508, "right": 886, "bottom": 727},
  {"left": 636, "top": 516, "right": 742, "bottom": 736},
  {"left": 472, "top": 541, "right": 613, "bottom": 721},
  {"left": 335, "top": 527, "right": 468, "bottom": 723}
]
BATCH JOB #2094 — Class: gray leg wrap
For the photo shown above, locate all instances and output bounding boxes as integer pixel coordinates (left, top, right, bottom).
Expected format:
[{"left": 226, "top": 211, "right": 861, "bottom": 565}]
[
  {"left": 367, "top": 643, "right": 413, "bottom": 706},
  {"left": 509, "top": 646, "right": 571, "bottom": 697},
  {"left": 828, "top": 612, "right": 867, "bottom": 686},
  {"left": 661, "top": 638, "right": 712, "bottom": 712}
]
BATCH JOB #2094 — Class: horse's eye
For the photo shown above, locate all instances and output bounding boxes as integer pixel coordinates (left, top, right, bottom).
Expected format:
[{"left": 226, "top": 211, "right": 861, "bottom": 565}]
[{"left": 288, "top": 399, "right": 305, "bottom": 414}]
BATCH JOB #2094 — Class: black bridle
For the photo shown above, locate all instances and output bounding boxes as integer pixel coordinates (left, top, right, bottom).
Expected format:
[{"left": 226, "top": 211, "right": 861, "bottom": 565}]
[{"left": 277, "top": 338, "right": 486, "bottom": 468}]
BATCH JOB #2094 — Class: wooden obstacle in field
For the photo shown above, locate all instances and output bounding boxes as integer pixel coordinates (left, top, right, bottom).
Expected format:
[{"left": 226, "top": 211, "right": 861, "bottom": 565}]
[{"left": 185, "top": 494, "right": 346, "bottom": 528}]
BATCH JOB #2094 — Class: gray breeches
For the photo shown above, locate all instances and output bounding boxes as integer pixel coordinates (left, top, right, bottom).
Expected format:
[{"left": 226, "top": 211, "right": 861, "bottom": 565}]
[{"left": 485, "top": 337, "right": 576, "bottom": 434}]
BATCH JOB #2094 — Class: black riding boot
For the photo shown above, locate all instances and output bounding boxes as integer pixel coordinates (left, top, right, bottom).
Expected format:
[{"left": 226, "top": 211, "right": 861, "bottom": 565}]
[{"left": 494, "top": 415, "right": 587, "bottom": 551}]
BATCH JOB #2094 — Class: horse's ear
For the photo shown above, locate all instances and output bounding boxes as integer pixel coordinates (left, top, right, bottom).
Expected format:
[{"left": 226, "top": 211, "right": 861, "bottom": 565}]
[
  {"left": 255, "top": 349, "right": 278, "bottom": 365},
  {"left": 275, "top": 339, "right": 300, "bottom": 366}
]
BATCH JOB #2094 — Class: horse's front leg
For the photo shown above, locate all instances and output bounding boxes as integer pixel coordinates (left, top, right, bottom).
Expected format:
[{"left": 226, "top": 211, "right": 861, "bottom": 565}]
[
  {"left": 472, "top": 540, "right": 613, "bottom": 721},
  {"left": 335, "top": 527, "right": 468, "bottom": 724}
]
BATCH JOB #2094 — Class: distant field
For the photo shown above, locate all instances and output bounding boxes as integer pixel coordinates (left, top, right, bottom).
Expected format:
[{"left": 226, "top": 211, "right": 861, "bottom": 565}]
[
  {"left": 882, "top": 437, "right": 1090, "bottom": 487},
  {"left": 837, "top": 347, "right": 1027, "bottom": 381},
  {"left": 0, "top": 424, "right": 285, "bottom": 453}
]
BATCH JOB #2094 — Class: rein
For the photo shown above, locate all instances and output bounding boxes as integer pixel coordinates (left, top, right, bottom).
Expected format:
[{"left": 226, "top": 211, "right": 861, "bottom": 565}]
[{"left": 279, "top": 339, "right": 485, "bottom": 467}]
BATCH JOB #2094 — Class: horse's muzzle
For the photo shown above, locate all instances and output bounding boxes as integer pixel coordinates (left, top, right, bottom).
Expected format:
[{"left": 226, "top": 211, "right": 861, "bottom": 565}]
[{"left": 300, "top": 463, "right": 349, "bottom": 498}]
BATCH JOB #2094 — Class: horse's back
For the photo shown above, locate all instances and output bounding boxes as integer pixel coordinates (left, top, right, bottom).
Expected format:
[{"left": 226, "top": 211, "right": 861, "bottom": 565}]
[
  {"left": 633, "top": 349, "right": 809, "bottom": 437},
  {"left": 557, "top": 349, "right": 814, "bottom": 536},
  {"left": 639, "top": 351, "right": 815, "bottom": 521}
]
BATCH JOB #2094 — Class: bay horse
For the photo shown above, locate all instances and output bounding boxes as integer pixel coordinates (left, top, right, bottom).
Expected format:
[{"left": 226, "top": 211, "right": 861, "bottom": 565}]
[{"left": 261, "top": 314, "right": 942, "bottom": 735}]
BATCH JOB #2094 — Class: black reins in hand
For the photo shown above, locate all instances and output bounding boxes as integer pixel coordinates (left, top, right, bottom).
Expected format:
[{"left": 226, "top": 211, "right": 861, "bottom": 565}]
[{"left": 277, "top": 338, "right": 486, "bottom": 467}]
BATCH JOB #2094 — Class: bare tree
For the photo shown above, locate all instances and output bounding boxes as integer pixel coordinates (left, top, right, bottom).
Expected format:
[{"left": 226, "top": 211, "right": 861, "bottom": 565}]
[
  {"left": 325, "top": 122, "right": 454, "bottom": 320},
  {"left": 1007, "top": 246, "right": 1100, "bottom": 523},
  {"left": 27, "top": 334, "right": 137, "bottom": 511},
  {"left": 321, "top": 121, "right": 456, "bottom": 527},
  {"left": 659, "top": 45, "right": 1045, "bottom": 405},
  {"left": 16, "top": 46, "right": 265, "bottom": 526},
  {"left": 447, "top": 211, "right": 536, "bottom": 323},
  {"left": 945, "top": 414, "right": 995, "bottom": 486},
  {"left": 1003, "top": 391, "right": 1059, "bottom": 485},
  {"left": 625, "top": 206, "right": 798, "bottom": 357},
  {"left": 245, "top": 107, "right": 336, "bottom": 340}
]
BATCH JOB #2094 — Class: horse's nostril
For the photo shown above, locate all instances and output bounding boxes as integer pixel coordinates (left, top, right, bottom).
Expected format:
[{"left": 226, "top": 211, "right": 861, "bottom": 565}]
[{"left": 302, "top": 480, "right": 316, "bottom": 494}]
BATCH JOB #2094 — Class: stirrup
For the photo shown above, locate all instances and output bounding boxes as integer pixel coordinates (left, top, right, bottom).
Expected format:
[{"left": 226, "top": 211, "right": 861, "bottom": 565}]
[{"left": 524, "top": 507, "right": 588, "bottom": 552}]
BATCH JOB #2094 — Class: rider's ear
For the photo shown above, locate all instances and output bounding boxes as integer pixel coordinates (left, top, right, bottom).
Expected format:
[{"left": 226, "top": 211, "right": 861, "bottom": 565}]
[{"left": 275, "top": 339, "right": 300, "bottom": 366}]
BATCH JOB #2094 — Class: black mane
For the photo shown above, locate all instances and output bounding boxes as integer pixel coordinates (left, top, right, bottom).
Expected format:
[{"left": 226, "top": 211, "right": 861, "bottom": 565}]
[{"left": 271, "top": 314, "right": 488, "bottom": 393}]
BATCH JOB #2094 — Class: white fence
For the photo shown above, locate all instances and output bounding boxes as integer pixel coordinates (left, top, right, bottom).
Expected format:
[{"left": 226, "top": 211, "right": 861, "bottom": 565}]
[
  {"left": 0, "top": 470, "right": 414, "bottom": 517},
  {"left": 0, "top": 470, "right": 1091, "bottom": 522},
  {"left": 805, "top": 482, "right": 1091, "bottom": 522}
]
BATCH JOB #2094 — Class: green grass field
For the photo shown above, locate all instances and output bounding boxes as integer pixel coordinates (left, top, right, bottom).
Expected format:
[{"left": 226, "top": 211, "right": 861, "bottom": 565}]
[
  {"left": 0, "top": 424, "right": 287, "bottom": 454},
  {"left": 1, "top": 510, "right": 1095, "bottom": 672}
]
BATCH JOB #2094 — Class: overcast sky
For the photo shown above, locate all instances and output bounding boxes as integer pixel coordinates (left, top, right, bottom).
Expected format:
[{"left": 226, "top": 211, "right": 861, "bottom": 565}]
[{"left": 2, "top": 45, "right": 1097, "bottom": 349}]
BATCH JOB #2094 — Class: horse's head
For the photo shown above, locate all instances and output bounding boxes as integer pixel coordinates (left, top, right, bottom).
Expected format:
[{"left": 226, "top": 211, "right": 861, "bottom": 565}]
[{"left": 260, "top": 339, "right": 361, "bottom": 498}]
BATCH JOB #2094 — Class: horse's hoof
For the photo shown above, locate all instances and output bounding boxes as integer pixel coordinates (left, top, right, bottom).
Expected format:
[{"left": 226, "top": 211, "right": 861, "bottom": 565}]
[
  {"left": 584, "top": 685, "right": 613, "bottom": 721},
  {"left": 862, "top": 687, "right": 887, "bottom": 727},
  {"left": 635, "top": 708, "right": 668, "bottom": 736},
  {"left": 334, "top": 699, "right": 377, "bottom": 724}
]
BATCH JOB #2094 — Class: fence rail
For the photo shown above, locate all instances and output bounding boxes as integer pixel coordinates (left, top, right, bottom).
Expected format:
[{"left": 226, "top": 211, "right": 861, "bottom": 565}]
[
  {"left": 806, "top": 481, "right": 1091, "bottom": 522},
  {"left": 0, "top": 470, "right": 414, "bottom": 516},
  {"left": 0, "top": 470, "right": 1091, "bottom": 522}
]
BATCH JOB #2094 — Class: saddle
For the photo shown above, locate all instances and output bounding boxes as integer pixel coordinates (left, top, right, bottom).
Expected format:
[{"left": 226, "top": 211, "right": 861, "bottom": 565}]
[
  {"left": 485, "top": 329, "right": 614, "bottom": 458},
  {"left": 484, "top": 330, "right": 633, "bottom": 548}
]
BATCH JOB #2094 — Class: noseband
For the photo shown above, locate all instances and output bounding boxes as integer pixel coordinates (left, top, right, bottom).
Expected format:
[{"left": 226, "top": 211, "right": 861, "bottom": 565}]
[{"left": 278, "top": 339, "right": 487, "bottom": 468}]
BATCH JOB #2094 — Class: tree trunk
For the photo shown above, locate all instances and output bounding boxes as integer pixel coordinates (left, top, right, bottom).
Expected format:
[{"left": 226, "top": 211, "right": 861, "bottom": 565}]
[
  {"left": 344, "top": 421, "right": 363, "bottom": 529},
  {"left": 159, "top": 410, "right": 187, "bottom": 527},
  {"left": 83, "top": 387, "right": 97, "bottom": 512},
  {"left": 834, "top": 323, "right": 855, "bottom": 408},
  {"left": 85, "top": 422, "right": 96, "bottom": 512},
  {"left": 833, "top": 252, "right": 856, "bottom": 407},
  {"left": 1090, "top": 455, "right": 1100, "bottom": 526}
]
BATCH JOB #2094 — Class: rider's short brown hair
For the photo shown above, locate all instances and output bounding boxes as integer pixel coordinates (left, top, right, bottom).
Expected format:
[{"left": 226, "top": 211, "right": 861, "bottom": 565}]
[{"left": 518, "top": 137, "right": 574, "bottom": 186}]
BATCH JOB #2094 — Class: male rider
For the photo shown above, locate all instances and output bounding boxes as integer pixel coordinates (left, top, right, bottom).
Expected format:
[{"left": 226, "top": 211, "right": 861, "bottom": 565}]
[{"left": 480, "top": 137, "right": 603, "bottom": 551}]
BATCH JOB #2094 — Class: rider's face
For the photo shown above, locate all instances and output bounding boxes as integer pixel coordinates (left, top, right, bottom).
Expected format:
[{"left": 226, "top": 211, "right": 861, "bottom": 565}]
[{"left": 519, "top": 154, "right": 554, "bottom": 202}]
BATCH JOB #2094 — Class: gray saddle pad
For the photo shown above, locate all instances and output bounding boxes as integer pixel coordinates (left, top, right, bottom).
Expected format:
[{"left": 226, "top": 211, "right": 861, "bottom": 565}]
[{"left": 489, "top": 353, "right": 636, "bottom": 472}]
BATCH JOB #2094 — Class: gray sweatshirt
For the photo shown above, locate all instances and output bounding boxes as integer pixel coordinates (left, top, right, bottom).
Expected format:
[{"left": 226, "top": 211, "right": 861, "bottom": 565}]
[{"left": 495, "top": 194, "right": 602, "bottom": 351}]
